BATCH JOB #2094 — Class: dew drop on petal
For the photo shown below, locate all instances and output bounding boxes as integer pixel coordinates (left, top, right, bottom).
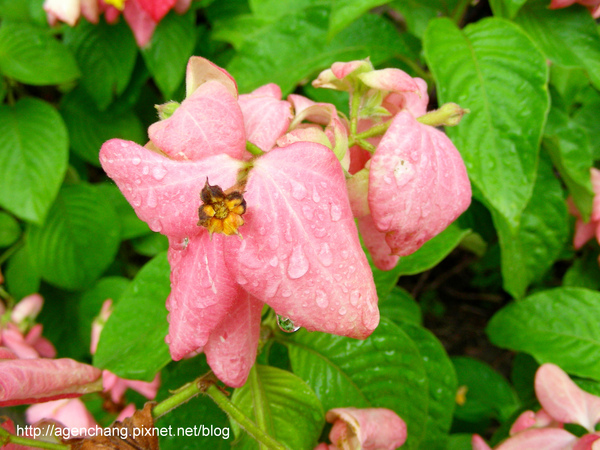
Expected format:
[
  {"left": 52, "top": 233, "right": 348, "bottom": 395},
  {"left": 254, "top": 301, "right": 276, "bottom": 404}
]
[
  {"left": 269, "top": 256, "right": 278, "bottom": 267},
  {"left": 147, "top": 190, "right": 158, "bottom": 208},
  {"left": 149, "top": 219, "right": 162, "bottom": 232},
  {"left": 152, "top": 165, "right": 167, "bottom": 181},
  {"left": 317, "top": 243, "right": 333, "bottom": 267},
  {"left": 315, "top": 289, "right": 328, "bottom": 308},
  {"left": 289, "top": 179, "right": 307, "bottom": 200},
  {"left": 268, "top": 234, "right": 280, "bottom": 251},
  {"left": 132, "top": 156, "right": 141, "bottom": 165},
  {"left": 281, "top": 288, "right": 292, "bottom": 298},
  {"left": 142, "top": 166, "right": 150, "bottom": 175},
  {"left": 350, "top": 290, "right": 361, "bottom": 306},
  {"left": 287, "top": 245, "right": 309, "bottom": 279},
  {"left": 302, "top": 205, "right": 314, "bottom": 220},
  {"left": 236, "top": 274, "right": 248, "bottom": 285},
  {"left": 330, "top": 203, "right": 342, "bottom": 222},
  {"left": 131, "top": 195, "right": 142, "bottom": 207},
  {"left": 277, "top": 315, "right": 300, "bottom": 333},
  {"left": 313, "top": 227, "right": 327, "bottom": 238},
  {"left": 312, "top": 187, "right": 321, "bottom": 203},
  {"left": 339, "top": 306, "right": 347, "bottom": 316}
]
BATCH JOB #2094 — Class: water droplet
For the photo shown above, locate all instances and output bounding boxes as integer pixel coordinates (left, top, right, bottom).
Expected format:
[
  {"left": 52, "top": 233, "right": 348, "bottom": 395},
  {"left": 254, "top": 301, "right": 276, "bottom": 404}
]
[
  {"left": 301, "top": 205, "right": 313, "bottom": 219},
  {"left": 258, "top": 226, "right": 267, "bottom": 235},
  {"left": 149, "top": 219, "right": 162, "bottom": 232},
  {"left": 289, "top": 179, "right": 307, "bottom": 200},
  {"left": 330, "top": 203, "right": 342, "bottom": 221},
  {"left": 287, "top": 245, "right": 309, "bottom": 279},
  {"left": 277, "top": 315, "right": 300, "bottom": 333},
  {"left": 152, "top": 165, "right": 167, "bottom": 181},
  {"left": 147, "top": 190, "right": 158, "bottom": 208},
  {"left": 131, "top": 195, "right": 142, "bottom": 207},
  {"left": 312, "top": 187, "right": 321, "bottom": 202},
  {"left": 339, "top": 306, "right": 347, "bottom": 316},
  {"left": 313, "top": 227, "right": 327, "bottom": 238},
  {"left": 350, "top": 291, "right": 361, "bottom": 306},
  {"left": 236, "top": 274, "right": 248, "bottom": 285},
  {"left": 341, "top": 250, "right": 349, "bottom": 259},
  {"left": 269, "top": 256, "right": 278, "bottom": 267},
  {"left": 348, "top": 265, "right": 356, "bottom": 274},
  {"left": 320, "top": 182, "right": 327, "bottom": 188},
  {"left": 142, "top": 166, "right": 150, "bottom": 175},
  {"left": 281, "top": 289, "right": 292, "bottom": 298},
  {"left": 315, "top": 290, "right": 328, "bottom": 308},
  {"left": 172, "top": 237, "right": 189, "bottom": 250},
  {"left": 179, "top": 195, "right": 186, "bottom": 202},
  {"left": 317, "top": 243, "right": 333, "bottom": 267},
  {"left": 268, "top": 234, "right": 280, "bottom": 251},
  {"left": 135, "top": 178, "right": 141, "bottom": 185},
  {"left": 132, "top": 156, "right": 141, "bottom": 165}
]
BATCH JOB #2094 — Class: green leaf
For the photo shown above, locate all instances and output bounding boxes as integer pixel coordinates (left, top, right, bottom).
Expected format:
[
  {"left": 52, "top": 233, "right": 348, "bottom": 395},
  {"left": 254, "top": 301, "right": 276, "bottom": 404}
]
[
  {"left": 389, "top": 0, "right": 443, "bottom": 39},
  {"left": 0, "top": 23, "right": 79, "bottom": 85},
  {"left": 448, "top": 434, "right": 474, "bottom": 450},
  {"left": 424, "top": 17, "right": 549, "bottom": 228},
  {"left": 543, "top": 105, "right": 593, "bottom": 221},
  {"left": 94, "top": 252, "right": 171, "bottom": 381},
  {"left": 573, "top": 93, "right": 600, "bottom": 161},
  {"left": 95, "top": 183, "right": 150, "bottom": 240},
  {"left": 564, "top": 250, "right": 600, "bottom": 290},
  {"left": 211, "top": 15, "right": 272, "bottom": 50},
  {"left": 227, "top": 9, "right": 409, "bottom": 94},
  {"left": 379, "top": 286, "right": 422, "bottom": 326},
  {"left": 249, "top": 0, "right": 319, "bottom": 19},
  {"left": 282, "top": 318, "right": 428, "bottom": 450},
  {"left": 60, "top": 89, "right": 145, "bottom": 166},
  {"left": 510, "top": 353, "right": 538, "bottom": 404},
  {"left": 515, "top": 0, "right": 600, "bottom": 91},
  {"left": 231, "top": 365, "right": 324, "bottom": 450},
  {"left": 131, "top": 233, "right": 169, "bottom": 256},
  {"left": 64, "top": 18, "right": 137, "bottom": 110},
  {"left": 0, "top": 98, "right": 68, "bottom": 223},
  {"left": 487, "top": 287, "right": 600, "bottom": 381},
  {"left": 157, "top": 358, "right": 232, "bottom": 450},
  {"left": 328, "top": 0, "right": 393, "bottom": 38},
  {"left": 28, "top": 183, "right": 121, "bottom": 290},
  {"left": 0, "top": 211, "right": 20, "bottom": 247},
  {"left": 493, "top": 153, "right": 568, "bottom": 298},
  {"left": 399, "top": 323, "right": 456, "bottom": 450},
  {"left": 550, "top": 65, "right": 590, "bottom": 104},
  {"left": 4, "top": 245, "right": 40, "bottom": 300},
  {"left": 141, "top": 10, "right": 197, "bottom": 99},
  {"left": 489, "top": 0, "right": 528, "bottom": 18},
  {"left": 452, "top": 357, "right": 520, "bottom": 423}
]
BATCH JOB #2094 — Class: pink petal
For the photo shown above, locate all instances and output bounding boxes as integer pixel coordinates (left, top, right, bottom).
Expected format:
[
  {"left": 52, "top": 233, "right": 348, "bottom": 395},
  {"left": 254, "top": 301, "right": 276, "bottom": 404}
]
[
  {"left": 250, "top": 83, "right": 282, "bottom": 99},
  {"left": 123, "top": 0, "right": 157, "bottom": 47},
  {"left": 25, "top": 325, "right": 57, "bottom": 359},
  {"left": 358, "top": 215, "right": 399, "bottom": 271},
  {"left": 573, "top": 434, "right": 600, "bottom": 450},
  {"left": 535, "top": 363, "right": 600, "bottom": 431},
  {"left": 573, "top": 219, "right": 596, "bottom": 249},
  {"left": 203, "top": 293, "right": 263, "bottom": 387},
  {"left": 550, "top": 0, "right": 577, "bottom": 7},
  {"left": 116, "top": 403, "right": 137, "bottom": 421},
  {"left": 11, "top": 294, "right": 43, "bottom": 324},
  {"left": 103, "top": 370, "right": 160, "bottom": 403},
  {"left": 80, "top": 0, "right": 99, "bottom": 23},
  {"left": 136, "top": 0, "right": 176, "bottom": 22},
  {"left": 472, "top": 434, "right": 493, "bottom": 450},
  {"left": 369, "top": 112, "right": 471, "bottom": 256},
  {"left": 148, "top": 81, "right": 247, "bottom": 161},
  {"left": 225, "top": 142, "right": 379, "bottom": 339},
  {"left": 121, "top": 374, "right": 160, "bottom": 400},
  {"left": 185, "top": 56, "right": 238, "bottom": 99},
  {"left": 331, "top": 60, "right": 373, "bottom": 80},
  {"left": 346, "top": 168, "right": 370, "bottom": 218},
  {"left": 1, "top": 419, "right": 34, "bottom": 450},
  {"left": 166, "top": 233, "right": 240, "bottom": 360},
  {"left": 358, "top": 68, "right": 420, "bottom": 97},
  {"left": 510, "top": 410, "right": 537, "bottom": 435},
  {"left": 91, "top": 299, "right": 113, "bottom": 355},
  {"left": 276, "top": 126, "right": 332, "bottom": 149},
  {"left": 44, "top": 0, "right": 80, "bottom": 26},
  {"left": 239, "top": 87, "right": 293, "bottom": 152},
  {"left": 26, "top": 398, "right": 96, "bottom": 429},
  {"left": 0, "top": 347, "right": 18, "bottom": 359},
  {"left": 495, "top": 428, "right": 577, "bottom": 450},
  {"left": 590, "top": 169, "right": 600, "bottom": 222},
  {"left": 326, "top": 407, "right": 407, "bottom": 450},
  {"left": 0, "top": 358, "right": 102, "bottom": 406},
  {"left": 99, "top": 139, "right": 243, "bottom": 240},
  {"left": 1, "top": 325, "right": 39, "bottom": 359},
  {"left": 382, "top": 78, "right": 429, "bottom": 118}
]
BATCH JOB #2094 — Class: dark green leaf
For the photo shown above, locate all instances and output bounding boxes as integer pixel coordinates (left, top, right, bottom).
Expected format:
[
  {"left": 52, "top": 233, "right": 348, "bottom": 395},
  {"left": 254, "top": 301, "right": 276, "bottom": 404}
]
[
  {"left": 131, "top": 233, "right": 169, "bottom": 256},
  {"left": 4, "top": 245, "right": 40, "bottom": 300},
  {"left": 60, "top": 88, "right": 145, "bottom": 166},
  {"left": 95, "top": 182, "right": 150, "bottom": 241},
  {"left": 424, "top": 17, "right": 549, "bottom": 228},
  {"left": 328, "top": 0, "right": 393, "bottom": 38},
  {"left": 510, "top": 353, "right": 538, "bottom": 404},
  {"left": 231, "top": 365, "right": 324, "bottom": 450},
  {"left": 515, "top": 0, "right": 600, "bottom": 90},
  {"left": 448, "top": 434, "right": 474, "bottom": 450},
  {"left": 64, "top": 18, "right": 137, "bottom": 110},
  {"left": 487, "top": 287, "right": 600, "bottom": 381},
  {"left": 141, "top": 10, "right": 197, "bottom": 99},
  {"left": 283, "top": 318, "right": 428, "bottom": 449},
  {"left": 0, "top": 98, "right": 68, "bottom": 223},
  {"left": 452, "top": 357, "right": 520, "bottom": 423},
  {"left": 379, "top": 286, "right": 422, "bottom": 326},
  {"left": 0, "top": 211, "right": 20, "bottom": 247},
  {"left": 573, "top": 93, "right": 600, "bottom": 161},
  {"left": 0, "top": 23, "right": 79, "bottom": 85},
  {"left": 563, "top": 250, "right": 600, "bottom": 290},
  {"left": 28, "top": 183, "right": 121, "bottom": 290},
  {"left": 94, "top": 252, "right": 171, "bottom": 381}
]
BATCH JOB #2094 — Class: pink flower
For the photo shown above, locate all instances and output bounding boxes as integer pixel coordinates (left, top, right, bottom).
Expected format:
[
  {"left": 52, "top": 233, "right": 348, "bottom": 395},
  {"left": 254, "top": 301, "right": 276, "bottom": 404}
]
[
  {"left": 550, "top": 0, "right": 600, "bottom": 17},
  {"left": 314, "top": 60, "right": 471, "bottom": 270},
  {"left": 10, "top": 294, "right": 44, "bottom": 325},
  {"left": 26, "top": 398, "right": 97, "bottom": 430},
  {"left": 569, "top": 169, "right": 600, "bottom": 256},
  {"left": 99, "top": 57, "right": 378, "bottom": 387},
  {"left": 316, "top": 407, "right": 407, "bottom": 450},
  {"left": 43, "top": 0, "right": 99, "bottom": 26},
  {"left": 102, "top": 370, "right": 160, "bottom": 403},
  {"left": 473, "top": 364, "right": 600, "bottom": 449}
]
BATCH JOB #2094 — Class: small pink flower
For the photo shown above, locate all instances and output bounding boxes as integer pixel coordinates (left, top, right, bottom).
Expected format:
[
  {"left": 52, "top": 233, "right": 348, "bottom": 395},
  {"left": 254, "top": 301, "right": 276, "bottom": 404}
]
[
  {"left": 102, "top": 370, "right": 160, "bottom": 403},
  {"left": 317, "top": 407, "right": 407, "bottom": 450},
  {"left": 10, "top": 294, "right": 44, "bottom": 326},
  {"left": 26, "top": 398, "right": 97, "bottom": 430},
  {"left": 43, "top": 0, "right": 99, "bottom": 26},
  {"left": 569, "top": 169, "right": 600, "bottom": 256}
]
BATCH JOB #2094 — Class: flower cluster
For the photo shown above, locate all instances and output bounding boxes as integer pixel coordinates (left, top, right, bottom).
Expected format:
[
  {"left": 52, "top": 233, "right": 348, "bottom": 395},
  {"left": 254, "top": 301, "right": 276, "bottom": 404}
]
[
  {"left": 43, "top": 0, "right": 192, "bottom": 46},
  {"left": 473, "top": 363, "right": 600, "bottom": 449}
]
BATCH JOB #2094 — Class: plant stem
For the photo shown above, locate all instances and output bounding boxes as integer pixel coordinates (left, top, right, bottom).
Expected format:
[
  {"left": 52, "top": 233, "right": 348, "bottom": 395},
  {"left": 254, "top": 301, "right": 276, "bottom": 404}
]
[
  {"left": 206, "top": 384, "right": 289, "bottom": 450},
  {"left": 0, "top": 426, "right": 68, "bottom": 450},
  {"left": 248, "top": 367, "right": 268, "bottom": 450},
  {"left": 152, "top": 379, "right": 204, "bottom": 420},
  {"left": 246, "top": 141, "right": 264, "bottom": 156},
  {"left": 451, "top": 0, "right": 471, "bottom": 24}
]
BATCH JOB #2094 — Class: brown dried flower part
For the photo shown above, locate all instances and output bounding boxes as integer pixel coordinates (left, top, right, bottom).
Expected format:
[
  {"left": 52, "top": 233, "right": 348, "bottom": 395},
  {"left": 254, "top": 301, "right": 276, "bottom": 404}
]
[
  {"left": 197, "top": 179, "right": 246, "bottom": 236},
  {"left": 68, "top": 402, "right": 158, "bottom": 450}
]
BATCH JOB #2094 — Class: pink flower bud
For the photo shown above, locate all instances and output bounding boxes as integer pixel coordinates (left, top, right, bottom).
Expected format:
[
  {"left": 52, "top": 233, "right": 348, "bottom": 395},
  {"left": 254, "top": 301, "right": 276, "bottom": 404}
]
[{"left": 11, "top": 294, "right": 43, "bottom": 324}]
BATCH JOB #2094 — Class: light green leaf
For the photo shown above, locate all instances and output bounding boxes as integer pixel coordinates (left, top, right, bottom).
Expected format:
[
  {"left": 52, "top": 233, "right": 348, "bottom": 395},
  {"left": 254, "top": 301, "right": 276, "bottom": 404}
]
[
  {"left": 95, "top": 183, "right": 150, "bottom": 241},
  {"left": 0, "top": 23, "right": 79, "bottom": 85},
  {"left": 64, "top": 18, "right": 137, "bottom": 110},
  {"left": 141, "top": 10, "right": 197, "bottom": 99},
  {"left": 60, "top": 89, "right": 145, "bottom": 166},
  {"left": 515, "top": 0, "right": 600, "bottom": 91},
  {"left": 131, "top": 233, "right": 169, "bottom": 257},
  {"left": 0, "top": 98, "right": 68, "bottom": 223},
  {"left": 282, "top": 318, "right": 428, "bottom": 449},
  {"left": 489, "top": 0, "right": 528, "bottom": 18},
  {"left": 329, "top": 0, "right": 393, "bottom": 38},
  {"left": 564, "top": 250, "right": 600, "bottom": 291},
  {"left": 94, "top": 252, "right": 171, "bottom": 381},
  {"left": 0, "top": 211, "right": 20, "bottom": 247},
  {"left": 379, "top": 286, "right": 422, "bottom": 326},
  {"left": 487, "top": 287, "right": 600, "bottom": 381},
  {"left": 231, "top": 365, "right": 324, "bottom": 450},
  {"left": 4, "top": 245, "right": 40, "bottom": 300},
  {"left": 493, "top": 153, "right": 568, "bottom": 298},
  {"left": 424, "top": 17, "right": 549, "bottom": 228},
  {"left": 28, "top": 183, "right": 121, "bottom": 290},
  {"left": 573, "top": 93, "right": 600, "bottom": 161}
]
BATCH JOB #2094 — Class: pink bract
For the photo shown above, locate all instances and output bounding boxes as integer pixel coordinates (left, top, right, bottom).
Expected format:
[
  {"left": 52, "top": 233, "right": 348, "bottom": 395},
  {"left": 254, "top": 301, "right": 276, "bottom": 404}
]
[{"left": 26, "top": 398, "right": 97, "bottom": 430}]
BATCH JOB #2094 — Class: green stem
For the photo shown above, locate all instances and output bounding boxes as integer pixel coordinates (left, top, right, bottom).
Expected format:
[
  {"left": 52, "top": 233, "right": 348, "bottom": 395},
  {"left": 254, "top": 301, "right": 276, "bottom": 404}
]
[
  {"left": 246, "top": 141, "right": 264, "bottom": 156},
  {"left": 248, "top": 367, "right": 268, "bottom": 450},
  {"left": 152, "top": 380, "right": 203, "bottom": 420},
  {"left": 206, "top": 384, "right": 289, "bottom": 450},
  {"left": 0, "top": 426, "right": 68, "bottom": 450},
  {"left": 451, "top": 0, "right": 471, "bottom": 24}
]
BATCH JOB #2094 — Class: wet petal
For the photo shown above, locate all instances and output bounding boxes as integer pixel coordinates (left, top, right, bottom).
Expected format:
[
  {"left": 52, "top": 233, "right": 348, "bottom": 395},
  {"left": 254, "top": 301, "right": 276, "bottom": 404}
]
[
  {"left": 358, "top": 215, "right": 399, "bottom": 271},
  {"left": 359, "top": 68, "right": 420, "bottom": 97},
  {"left": 369, "top": 112, "right": 471, "bottom": 256},
  {"left": 0, "top": 358, "right": 102, "bottom": 407},
  {"left": 225, "top": 142, "right": 379, "bottom": 339},
  {"left": 26, "top": 398, "right": 97, "bottom": 429},
  {"left": 495, "top": 428, "right": 577, "bottom": 450},
  {"left": 166, "top": 233, "right": 240, "bottom": 360},
  {"left": 123, "top": 0, "right": 157, "bottom": 47},
  {"left": 148, "top": 81, "right": 247, "bottom": 161},
  {"left": 100, "top": 139, "right": 242, "bottom": 240},
  {"left": 204, "top": 293, "right": 263, "bottom": 387},
  {"left": 382, "top": 78, "right": 429, "bottom": 118}
]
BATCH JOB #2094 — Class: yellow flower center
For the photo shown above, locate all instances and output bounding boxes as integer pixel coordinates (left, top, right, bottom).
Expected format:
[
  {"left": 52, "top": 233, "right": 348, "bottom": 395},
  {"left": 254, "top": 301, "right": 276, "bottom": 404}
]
[{"left": 197, "top": 180, "right": 246, "bottom": 236}]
